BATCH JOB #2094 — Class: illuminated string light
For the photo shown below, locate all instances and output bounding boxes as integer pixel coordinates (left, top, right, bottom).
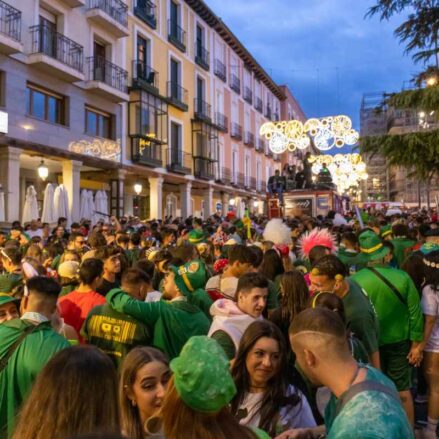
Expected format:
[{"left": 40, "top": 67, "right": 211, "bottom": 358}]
[{"left": 260, "top": 115, "right": 359, "bottom": 153}]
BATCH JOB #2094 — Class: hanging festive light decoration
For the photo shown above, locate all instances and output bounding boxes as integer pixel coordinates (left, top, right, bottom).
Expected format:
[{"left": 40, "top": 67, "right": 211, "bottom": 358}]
[
  {"left": 260, "top": 115, "right": 359, "bottom": 153},
  {"left": 309, "top": 153, "right": 368, "bottom": 194}
]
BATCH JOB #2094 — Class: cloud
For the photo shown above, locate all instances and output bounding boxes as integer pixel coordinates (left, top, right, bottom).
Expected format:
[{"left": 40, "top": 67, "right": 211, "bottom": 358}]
[{"left": 205, "top": 0, "right": 419, "bottom": 129}]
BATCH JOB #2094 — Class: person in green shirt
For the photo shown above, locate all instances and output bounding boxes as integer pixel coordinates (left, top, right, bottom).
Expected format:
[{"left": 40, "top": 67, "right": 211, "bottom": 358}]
[
  {"left": 82, "top": 268, "right": 153, "bottom": 368},
  {"left": 277, "top": 308, "right": 413, "bottom": 439},
  {"left": 0, "top": 276, "right": 69, "bottom": 439},
  {"left": 0, "top": 294, "right": 19, "bottom": 324},
  {"left": 351, "top": 229, "right": 424, "bottom": 426},
  {"left": 309, "top": 254, "right": 380, "bottom": 370},
  {"left": 0, "top": 248, "right": 23, "bottom": 296},
  {"left": 106, "top": 260, "right": 211, "bottom": 360},
  {"left": 336, "top": 231, "right": 367, "bottom": 274},
  {"left": 390, "top": 224, "right": 416, "bottom": 268}
]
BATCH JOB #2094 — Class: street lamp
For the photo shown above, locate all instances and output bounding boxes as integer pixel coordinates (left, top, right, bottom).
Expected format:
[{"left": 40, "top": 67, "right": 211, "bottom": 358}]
[
  {"left": 229, "top": 198, "right": 236, "bottom": 206},
  {"left": 253, "top": 200, "right": 259, "bottom": 208},
  {"left": 37, "top": 160, "right": 49, "bottom": 181}
]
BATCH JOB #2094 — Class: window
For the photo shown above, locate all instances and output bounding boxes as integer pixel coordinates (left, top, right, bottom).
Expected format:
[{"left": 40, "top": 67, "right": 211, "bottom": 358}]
[
  {"left": 26, "top": 84, "right": 65, "bottom": 125},
  {"left": 170, "top": 121, "right": 182, "bottom": 164},
  {"left": 85, "top": 106, "right": 113, "bottom": 138}
]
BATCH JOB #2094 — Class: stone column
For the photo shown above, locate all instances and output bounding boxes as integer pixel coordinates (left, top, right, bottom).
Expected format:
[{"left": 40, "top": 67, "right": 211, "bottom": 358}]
[
  {"left": 62, "top": 159, "right": 82, "bottom": 224},
  {"left": 221, "top": 192, "right": 229, "bottom": 217},
  {"left": 0, "top": 146, "right": 21, "bottom": 223},
  {"left": 149, "top": 176, "right": 164, "bottom": 220},
  {"left": 180, "top": 181, "right": 192, "bottom": 219},
  {"left": 203, "top": 186, "right": 214, "bottom": 219}
]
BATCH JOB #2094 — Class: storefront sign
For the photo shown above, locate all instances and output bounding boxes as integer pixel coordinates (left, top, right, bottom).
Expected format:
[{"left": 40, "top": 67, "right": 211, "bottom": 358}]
[
  {"left": 284, "top": 197, "right": 314, "bottom": 217},
  {"left": 69, "top": 139, "right": 121, "bottom": 162},
  {"left": 0, "top": 111, "right": 8, "bottom": 134}
]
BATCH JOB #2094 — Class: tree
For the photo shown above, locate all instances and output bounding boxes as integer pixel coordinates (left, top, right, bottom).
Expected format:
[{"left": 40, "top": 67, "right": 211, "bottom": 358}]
[{"left": 366, "top": 0, "right": 439, "bottom": 68}]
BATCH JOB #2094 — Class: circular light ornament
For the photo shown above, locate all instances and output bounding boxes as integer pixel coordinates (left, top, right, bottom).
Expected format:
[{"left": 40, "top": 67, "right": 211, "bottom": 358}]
[
  {"left": 314, "top": 129, "right": 334, "bottom": 151},
  {"left": 343, "top": 129, "right": 360, "bottom": 145},
  {"left": 269, "top": 132, "right": 288, "bottom": 154},
  {"left": 294, "top": 135, "right": 311, "bottom": 150},
  {"left": 285, "top": 120, "right": 303, "bottom": 139}
]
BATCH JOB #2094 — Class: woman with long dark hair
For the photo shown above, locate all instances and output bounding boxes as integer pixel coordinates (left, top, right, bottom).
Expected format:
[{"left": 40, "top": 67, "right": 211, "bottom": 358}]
[
  {"left": 259, "top": 249, "right": 284, "bottom": 285},
  {"left": 12, "top": 346, "right": 119, "bottom": 439},
  {"left": 231, "top": 320, "right": 315, "bottom": 437},
  {"left": 120, "top": 347, "right": 170, "bottom": 439}
]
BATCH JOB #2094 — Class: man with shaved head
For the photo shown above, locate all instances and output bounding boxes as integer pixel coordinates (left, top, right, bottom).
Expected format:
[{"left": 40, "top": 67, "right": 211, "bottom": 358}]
[{"left": 275, "top": 308, "right": 413, "bottom": 439}]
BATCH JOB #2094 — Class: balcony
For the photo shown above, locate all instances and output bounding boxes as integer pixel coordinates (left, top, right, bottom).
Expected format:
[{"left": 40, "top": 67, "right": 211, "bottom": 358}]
[
  {"left": 194, "top": 157, "right": 215, "bottom": 180},
  {"left": 0, "top": 0, "right": 23, "bottom": 54},
  {"left": 214, "top": 112, "right": 228, "bottom": 132},
  {"left": 248, "top": 176, "right": 257, "bottom": 191},
  {"left": 84, "top": 57, "right": 129, "bottom": 102},
  {"left": 60, "top": 0, "right": 85, "bottom": 7},
  {"left": 216, "top": 167, "right": 231, "bottom": 185},
  {"left": 166, "top": 148, "right": 191, "bottom": 174},
  {"left": 232, "top": 172, "right": 245, "bottom": 189},
  {"left": 230, "top": 122, "right": 242, "bottom": 140},
  {"left": 255, "top": 137, "right": 265, "bottom": 152},
  {"left": 194, "top": 98, "right": 211, "bottom": 123},
  {"left": 132, "top": 60, "right": 159, "bottom": 94},
  {"left": 214, "top": 59, "right": 226, "bottom": 82},
  {"left": 265, "top": 148, "right": 273, "bottom": 158},
  {"left": 28, "top": 25, "right": 84, "bottom": 82},
  {"left": 230, "top": 73, "right": 240, "bottom": 94},
  {"left": 255, "top": 97, "right": 263, "bottom": 113},
  {"left": 168, "top": 19, "right": 186, "bottom": 52},
  {"left": 131, "top": 137, "right": 163, "bottom": 167},
  {"left": 167, "top": 81, "right": 188, "bottom": 111},
  {"left": 243, "top": 86, "right": 252, "bottom": 104},
  {"left": 273, "top": 112, "right": 280, "bottom": 121},
  {"left": 195, "top": 43, "right": 209, "bottom": 71},
  {"left": 86, "top": 0, "right": 129, "bottom": 38},
  {"left": 244, "top": 131, "right": 255, "bottom": 148},
  {"left": 265, "top": 105, "right": 272, "bottom": 119},
  {"left": 134, "top": 0, "right": 156, "bottom": 29}
]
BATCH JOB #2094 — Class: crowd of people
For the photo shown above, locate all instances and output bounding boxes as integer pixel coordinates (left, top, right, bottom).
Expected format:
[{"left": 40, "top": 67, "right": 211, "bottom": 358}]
[{"left": 0, "top": 207, "right": 438, "bottom": 439}]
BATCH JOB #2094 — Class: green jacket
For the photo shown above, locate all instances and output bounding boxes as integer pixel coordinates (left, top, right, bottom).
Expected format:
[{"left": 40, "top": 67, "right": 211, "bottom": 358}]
[
  {"left": 351, "top": 267, "right": 423, "bottom": 345},
  {"left": 82, "top": 303, "right": 153, "bottom": 368},
  {"left": 0, "top": 320, "right": 69, "bottom": 438},
  {"left": 390, "top": 238, "right": 416, "bottom": 268},
  {"left": 337, "top": 249, "right": 367, "bottom": 274},
  {"left": 106, "top": 289, "right": 210, "bottom": 359}
]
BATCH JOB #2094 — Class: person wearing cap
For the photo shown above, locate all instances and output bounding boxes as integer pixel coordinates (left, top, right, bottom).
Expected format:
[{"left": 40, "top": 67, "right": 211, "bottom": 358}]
[
  {"left": 57, "top": 260, "right": 80, "bottom": 297},
  {"left": 380, "top": 224, "right": 393, "bottom": 241},
  {"left": 276, "top": 308, "right": 413, "bottom": 439},
  {"left": 390, "top": 224, "right": 416, "bottom": 268},
  {"left": 425, "top": 227, "right": 439, "bottom": 246},
  {"left": 188, "top": 229, "right": 208, "bottom": 246},
  {"left": 151, "top": 335, "right": 269, "bottom": 439},
  {"left": 351, "top": 229, "right": 424, "bottom": 426},
  {"left": 208, "top": 273, "right": 269, "bottom": 360},
  {"left": 0, "top": 293, "right": 19, "bottom": 324},
  {"left": 106, "top": 261, "right": 210, "bottom": 360},
  {"left": 82, "top": 268, "right": 153, "bottom": 368},
  {"left": 0, "top": 276, "right": 69, "bottom": 438},
  {"left": 309, "top": 255, "right": 380, "bottom": 371},
  {"left": 336, "top": 232, "right": 367, "bottom": 274}
]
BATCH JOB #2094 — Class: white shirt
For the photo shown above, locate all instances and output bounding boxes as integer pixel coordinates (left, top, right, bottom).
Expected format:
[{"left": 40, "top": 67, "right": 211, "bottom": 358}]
[
  {"left": 238, "top": 385, "right": 316, "bottom": 433},
  {"left": 421, "top": 284, "right": 439, "bottom": 352},
  {"left": 26, "top": 229, "right": 43, "bottom": 238}
]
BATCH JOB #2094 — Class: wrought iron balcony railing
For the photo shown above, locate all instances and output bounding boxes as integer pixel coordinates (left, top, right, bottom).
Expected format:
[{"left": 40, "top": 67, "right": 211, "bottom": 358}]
[
  {"left": 30, "top": 25, "right": 83, "bottom": 72},
  {"left": 243, "top": 86, "right": 252, "bottom": 104},
  {"left": 255, "top": 97, "right": 263, "bottom": 112},
  {"left": 167, "top": 81, "right": 188, "bottom": 110},
  {"left": 134, "top": 0, "right": 156, "bottom": 28},
  {"left": 230, "top": 72, "right": 240, "bottom": 94},
  {"left": 166, "top": 148, "right": 191, "bottom": 174},
  {"left": 0, "top": 0, "right": 21, "bottom": 42},
  {"left": 195, "top": 43, "right": 209, "bottom": 70},
  {"left": 132, "top": 60, "right": 159, "bottom": 91},
  {"left": 214, "top": 112, "right": 228, "bottom": 132},
  {"left": 194, "top": 97, "right": 211, "bottom": 122},
  {"left": 244, "top": 131, "right": 255, "bottom": 147},
  {"left": 87, "top": 0, "right": 128, "bottom": 27},
  {"left": 168, "top": 19, "right": 186, "bottom": 52},
  {"left": 230, "top": 122, "right": 242, "bottom": 140},
  {"left": 86, "top": 56, "right": 128, "bottom": 93},
  {"left": 214, "top": 58, "right": 226, "bottom": 82},
  {"left": 194, "top": 157, "right": 215, "bottom": 180}
]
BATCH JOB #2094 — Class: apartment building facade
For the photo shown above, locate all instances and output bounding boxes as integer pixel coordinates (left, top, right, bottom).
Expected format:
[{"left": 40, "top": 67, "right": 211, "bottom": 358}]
[{"left": 0, "top": 0, "right": 305, "bottom": 224}]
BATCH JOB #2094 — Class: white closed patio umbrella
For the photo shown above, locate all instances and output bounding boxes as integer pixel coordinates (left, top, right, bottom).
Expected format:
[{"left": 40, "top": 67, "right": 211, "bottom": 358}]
[
  {"left": 86, "top": 190, "right": 95, "bottom": 222},
  {"left": 94, "top": 190, "right": 109, "bottom": 223},
  {"left": 41, "top": 183, "right": 57, "bottom": 224},
  {"left": 0, "top": 186, "right": 5, "bottom": 222},
  {"left": 54, "top": 184, "right": 69, "bottom": 221},
  {"left": 22, "top": 185, "right": 39, "bottom": 224}
]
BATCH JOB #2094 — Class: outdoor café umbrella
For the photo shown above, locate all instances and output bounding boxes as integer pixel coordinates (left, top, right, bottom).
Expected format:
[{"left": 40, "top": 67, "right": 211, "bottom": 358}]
[
  {"left": 22, "top": 185, "right": 39, "bottom": 224},
  {"left": 54, "top": 184, "right": 69, "bottom": 220},
  {"left": 41, "top": 183, "right": 57, "bottom": 224}
]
